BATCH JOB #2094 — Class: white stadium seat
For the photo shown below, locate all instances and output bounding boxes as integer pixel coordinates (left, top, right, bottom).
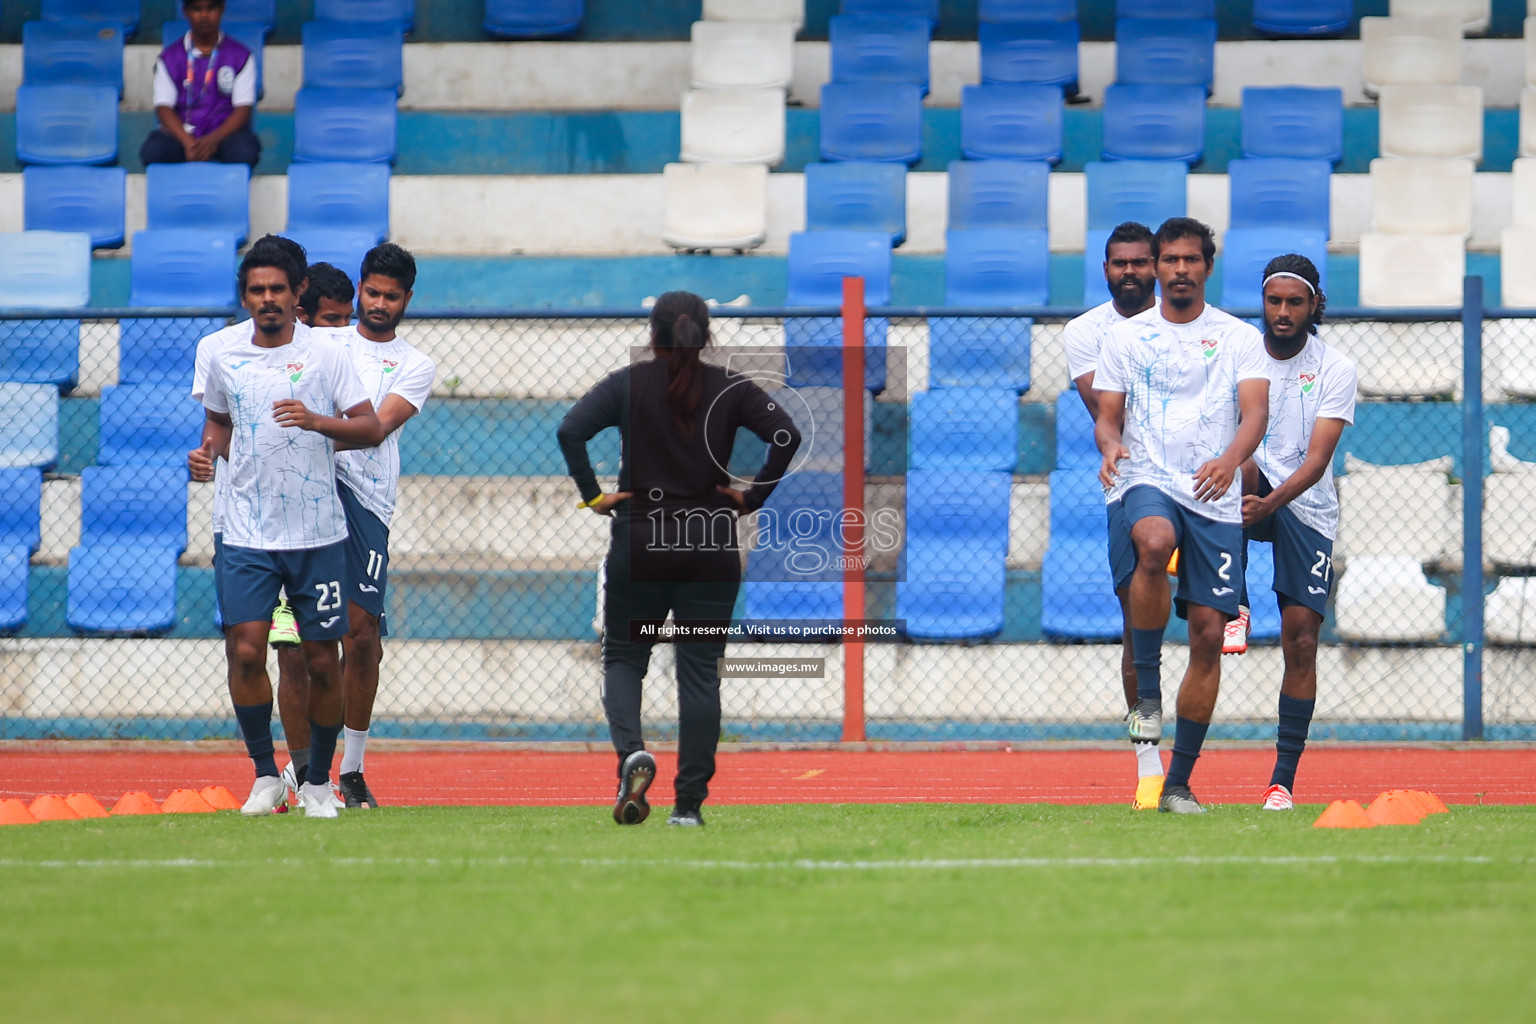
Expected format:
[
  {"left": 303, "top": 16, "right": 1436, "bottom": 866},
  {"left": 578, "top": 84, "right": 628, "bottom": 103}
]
[
  {"left": 1378, "top": 85, "right": 1483, "bottom": 162},
  {"left": 1527, "top": 18, "right": 1536, "bottom": 84},
  {"left": 1485, "top": 472, "right": 1536, "bottom": 568},
  {"left": 1326, "top": 321, "right": 1460, "bottom": 397},
  {"left": 1522, "top": 86, "right": 1536, "bottom": 158},
  {"left": 1369, "top": 157, "right": 1474, "bottom": 236},
  {"left": 1336, "top": 456, "right": 1456, "bottom": 564},
  {"left": 1500, "top": 227, "right": 1536, "bottom": 308},
  {"left": 680, "top": 88, "right": 787, "bottom": 165},
  {"left": 703, "top": 0, "right": 804, "bottom": 32},
  {"left": 1486, "top": 577, "right": 1536, "bottom": 643},
  {"left": 1357, "top": 232, "right": 1466, "bottom": 307},
  {"left": 1333, "top": 555, "right": 1447, "bottom": 642},
  {"left": 1360, "top": 16, "right": 1463, "bottom": 96},
  {"left": 1513, "top": 158, "right": 1536, "bottom": 225},
  {"left": 661, "top": 162, "right": 769, "bottom": 251},
  {"left": 1389, "top": 0, "right": 1490, "bottom": 35},
  {"left": 691, "top": 21, "right": 796, "bottom": 91},
  {"left": 1488, "top": 316, "right": 1536, "bottom": 392}
]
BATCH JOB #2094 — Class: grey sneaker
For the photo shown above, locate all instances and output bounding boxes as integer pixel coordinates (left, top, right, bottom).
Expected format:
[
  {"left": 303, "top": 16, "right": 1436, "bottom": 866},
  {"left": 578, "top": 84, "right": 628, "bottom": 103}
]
[
  {"left": 667, "top": 805, "right": 705, "bottom": 827},
  {"left": 1158, "top": 783, "right": 1205, "bottom": 814},
  {"left": 612, "top": 750, "right": 656, "bottom": 825},
  {"left": 1128, "top": 698, "right": 1162, "bottom": 744}
]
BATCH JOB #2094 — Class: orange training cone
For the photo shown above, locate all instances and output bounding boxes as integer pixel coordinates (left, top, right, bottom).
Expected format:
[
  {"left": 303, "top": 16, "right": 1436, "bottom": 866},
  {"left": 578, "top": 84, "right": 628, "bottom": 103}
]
[
  {"left": 1166, "top": 548, "right": 1180, "bottom": 574},
  {"left": 0, "top": 798, "right": 38, "bottom": 825},
  {"left": 200, "top": 786, "right": 241, "bottom": 811},
  {"left": 28, "top": 795, "right": 80, "bottom": 821},
  {"left": 1366, "top": 790, "right": 1425, "bottom": 826},
  {"left": 161, "top": 789, "right": 218, "bottom": 814},
  {"left": 1413, "top": 790, "right": 1450, "bottom": 815},
  {"left": 64, "top": 793, "right": 109, "bottom": 818},
  {"left": 1312, "top": 799, "right": 1375, "bottom": 828},
  {"left": 110, "top": 791, "right": 162, "bottom": 815}
]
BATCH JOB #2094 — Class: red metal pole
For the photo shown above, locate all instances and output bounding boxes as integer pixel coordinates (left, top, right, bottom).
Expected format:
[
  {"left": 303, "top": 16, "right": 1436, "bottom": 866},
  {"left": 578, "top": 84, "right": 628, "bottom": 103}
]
[{"left": 841, "top": 276, "right": 866, "bottom": 743}]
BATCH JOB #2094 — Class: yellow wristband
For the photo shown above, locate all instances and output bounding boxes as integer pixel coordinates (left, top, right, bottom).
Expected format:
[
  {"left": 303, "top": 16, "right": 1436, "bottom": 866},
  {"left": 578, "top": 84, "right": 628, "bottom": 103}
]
[{"left": 577, "top": 494, "right": 603, "bottom": 509}]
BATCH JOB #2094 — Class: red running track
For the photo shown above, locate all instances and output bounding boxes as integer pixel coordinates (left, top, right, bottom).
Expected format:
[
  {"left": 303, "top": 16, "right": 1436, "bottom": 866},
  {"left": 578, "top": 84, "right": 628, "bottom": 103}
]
[{"left": 1, "top": 744, "right": 1534, "bottom": 806}]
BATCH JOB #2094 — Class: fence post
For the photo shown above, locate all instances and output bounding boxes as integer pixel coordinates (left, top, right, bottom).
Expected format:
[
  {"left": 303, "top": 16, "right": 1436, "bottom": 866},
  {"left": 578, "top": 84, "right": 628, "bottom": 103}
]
[
  {"left": 841, "top": 276, "right": 867, "bottom": 743},
  {"left": 1461, "top": 275, "right": 1485, "bottom": 741}
]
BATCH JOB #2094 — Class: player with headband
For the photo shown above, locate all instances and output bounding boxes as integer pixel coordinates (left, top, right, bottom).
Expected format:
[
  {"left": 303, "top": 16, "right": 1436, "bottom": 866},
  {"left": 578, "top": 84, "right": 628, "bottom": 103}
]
[{"left": 1239, "top": 254, "right": 1357, "bottom": 811}]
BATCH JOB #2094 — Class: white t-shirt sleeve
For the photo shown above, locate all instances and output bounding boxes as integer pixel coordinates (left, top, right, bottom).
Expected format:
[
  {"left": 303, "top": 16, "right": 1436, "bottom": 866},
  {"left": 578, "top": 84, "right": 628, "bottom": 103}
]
[
  {"left": 1062, "top": 315, "right": 1098, "bottom": 382},
  {"left": 1093, "top": 328, "right": 1127, "bottom": 394},
  {"left": 388, "top": 354, "right": 436, "bottom": 413},
  {"left": 1319, "top": 353, "right": 1359, "bottom": 425},
  {"left": 231, "top": 54, "right": 256, "bottom": 107},
  {"left": 152, "top": 57, "right": 177, "bottom": 109},
  {"left": 330, "top": 347, "right": 371, "bottom": 413},
  {"left": 190, "top": 334, "right": 217, "bottom": 402},
  {"left": 202, "top": 358, "right": 230, "bottom": 415},
  {"left": 1234, "top": 329, "right": 1270, "bottom": 382}
]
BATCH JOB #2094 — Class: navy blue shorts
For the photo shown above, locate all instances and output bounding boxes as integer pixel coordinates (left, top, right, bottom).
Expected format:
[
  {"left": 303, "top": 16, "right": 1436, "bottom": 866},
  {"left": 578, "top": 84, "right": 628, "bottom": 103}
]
[
  {"left": 218, "top": 540, "right": 349, "bottom": 641},
  {"left": 1106, "top": 498, "right": 1135, "bottom": 592},
  {"left": 212, "top": 532, "right": 224, "bottom": 632},
  {"left": 1122, "top": 484, "right": 1243, "bottom": 619},
  {"left": 338, "top": 482, "right": 389, "bottom": 636},
  {"left": 1245, "top": 479, "right": 1334, "bottom": 618}
]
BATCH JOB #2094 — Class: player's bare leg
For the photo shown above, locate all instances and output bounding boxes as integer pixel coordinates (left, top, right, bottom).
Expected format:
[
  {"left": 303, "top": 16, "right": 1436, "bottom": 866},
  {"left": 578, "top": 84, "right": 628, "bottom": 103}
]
[{"left": 338, "top": 600, "right": 382, "bottom": 808}]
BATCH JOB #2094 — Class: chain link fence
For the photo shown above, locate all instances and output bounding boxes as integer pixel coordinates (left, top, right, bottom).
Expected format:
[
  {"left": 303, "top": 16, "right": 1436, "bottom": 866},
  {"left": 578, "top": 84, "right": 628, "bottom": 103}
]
[{"left": 0, "top": 300, "right": 1531, "bottom": 742}]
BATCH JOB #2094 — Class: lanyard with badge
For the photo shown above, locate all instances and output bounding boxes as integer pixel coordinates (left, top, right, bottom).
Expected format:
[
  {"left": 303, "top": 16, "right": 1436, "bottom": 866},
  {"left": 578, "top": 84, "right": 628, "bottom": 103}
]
[{"left": 182, "top": 37, "right": 219, "bottom": 136}]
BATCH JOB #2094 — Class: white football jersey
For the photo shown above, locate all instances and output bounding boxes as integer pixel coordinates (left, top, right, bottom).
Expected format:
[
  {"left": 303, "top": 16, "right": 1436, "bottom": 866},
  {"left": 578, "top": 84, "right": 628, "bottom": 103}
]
[{"left": 1253, "top": 336, "right": 1358, "bottom": 540}]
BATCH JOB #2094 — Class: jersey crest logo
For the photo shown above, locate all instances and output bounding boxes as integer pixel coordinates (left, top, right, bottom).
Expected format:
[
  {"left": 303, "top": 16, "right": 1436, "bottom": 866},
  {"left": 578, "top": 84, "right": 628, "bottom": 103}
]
[
  {"left": 1201, "top": 339, "right": 1219, "bottom": 359},
  {"left": 285, "top": 362, "right": 305, "bottom": 383},
  {"left": 1298, "top": 372, "right": 1316, "bottom": 394},
  {"left": 381, "top": 358, "right": 398, "bottom": 374}
]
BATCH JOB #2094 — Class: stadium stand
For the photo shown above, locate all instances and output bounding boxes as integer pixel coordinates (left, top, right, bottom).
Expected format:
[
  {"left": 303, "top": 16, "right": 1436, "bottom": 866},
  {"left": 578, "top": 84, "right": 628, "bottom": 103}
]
[
  {"left": 1361, "top": 16, "right": 1463, "bottom": 96},
  {"left": 689, "top": 20, "right": 795, "bottom": 91},
  {"left": 1378, "top": 84, "right": 1485, "bottom": 160},
  {"left": 1227, "top": 157, "right": 1332, "bottom": 233},
  {"left": 14, "top": 84, "right": 118, "bottom": 166},
  {"left": 660, "top": 161, "right": 768, "bottom": 251},
  {"left": 22, "top": 19, "right": 124, "bottom": 93},
  {"left": 0, "top": 467, "right": 43, "bottom": 632},
  {"left": 127, "top": 229, "right": 237, "bottom": 307},
  {"left": 897, "top": 468, "right": 1011, "bottom": 639},
  {"left": 1113, "top": 17, "right": 1218, "bottom": 91},
  {"left": 942, "top": 228, "right": 1049, "bottom": 307},
  {"left": 784, "top": 229, "right": 891, "bottom": 388},
  {"left": 22, "top": 165, "right": 126, "bottom": 248},
  {"left": 302, "top": 20, "right": 404, "bottom": 94},
  {"left": 1239, "top": 86, "right": 1344, "bottom": 162},
  {"left": 977, "top": 21, "right": 1080, "bottom": 91},
  {"left": 804, "top": 161, "right": 907, "bottom": 245},
  {"left": 1358, "top": 232, "right": 1467, "bottom": 306},
  {"left": 313, "top": 0, "right": 415, "bottom": 33},
  {"left": 819, "top": 82, "right": 924, "bottom": 164},
  {"left": 0, "top": 384, "right": 60, "bottom": 471},
  {"left": 742, "top": 470, "right": 844, "bottom": 626},
  {"left": 0, "top": 319, "right": 80, "bottom": 390},
  {"left": 292, "top": 87, "right": 398, "bottom": 164},
  {"left": 945, "top": 159, "right": 1049, "bottom": 232},
  {"left": 145, "top": 162, "right": 251, "bottom": 245},
  {"left": 0, "top": 231, "right": 92, "bottom": 308},
  {"left": 285, "top": 161, "right": 390, "bottom": 242},
  {"left": 40, "top": 0, "right": 140, "bottom": 37},
  {"left": 97, "top": 384, "right": 204, "bottom": 468},
  {"left": 959, "top": 84, "right": 1064, "bottom": 163},
  {"left": 1369, "top": 157, "right": 1475, "bottom": 235},
  {"left": 830, "top": 15, "right": 931, "bottom": 95},
  {"left": 1099, "top": 83, "right": 1207, "bottom": 163},
  {"left": 117, "top": 317, "right": 224, "bottom": 387},
  {"left": 680, "top": 88, "right": 787, "bottom": 164}
]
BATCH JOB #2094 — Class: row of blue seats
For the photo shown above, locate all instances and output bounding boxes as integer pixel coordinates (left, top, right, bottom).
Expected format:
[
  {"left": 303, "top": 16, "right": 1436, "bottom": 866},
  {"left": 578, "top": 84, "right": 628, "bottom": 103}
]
[
  {"left": 32, "top": 0, "right": 585, "bottom": 39},
  {"left": 885, "top": 0, "right": 1354, "bottom": 39},
  {"left": 0, "top": 382, "right": 200, "bottom": 467}
]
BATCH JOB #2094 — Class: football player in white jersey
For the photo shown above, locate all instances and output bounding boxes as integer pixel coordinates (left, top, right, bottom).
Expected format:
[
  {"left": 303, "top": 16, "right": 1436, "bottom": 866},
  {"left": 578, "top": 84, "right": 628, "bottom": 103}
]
[
  {"left": 1094, "top": 218, "right": 1270, "bottom": 814},
  {"left": 189, "top": 237, "right": 382, "bottom": 819},
  {"left": 1061, "top": 222, "right": 1165, "bottom": 808},
  {"left": 1239, "top": 255, "right": 1357, "bottom": 811}
]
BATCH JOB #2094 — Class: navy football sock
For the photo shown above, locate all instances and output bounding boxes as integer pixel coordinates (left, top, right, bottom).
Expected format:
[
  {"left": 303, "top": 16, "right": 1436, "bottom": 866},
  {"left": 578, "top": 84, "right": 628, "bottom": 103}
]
[
  {"left": 1130, "top": 628, "right": 1164, "bottom": 702},
  {"left": 1164, "top": 717, "right": 1211, "bottom": 790},
  {"left": 234, "top": 702, "right": 279, "bottom": 778},
  {"left": 307, "top": 720, "right": 343, "bottom": 787},
  {"left": 1270, "top": 694, "right": 1316, "bottom": 791}
]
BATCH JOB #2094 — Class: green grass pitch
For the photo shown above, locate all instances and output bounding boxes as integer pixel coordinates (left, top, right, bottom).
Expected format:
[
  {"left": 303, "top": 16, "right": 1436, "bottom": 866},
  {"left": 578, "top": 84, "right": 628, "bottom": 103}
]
[{"left": 2, "top": 804, "right": 1534, "bottom": 1022}]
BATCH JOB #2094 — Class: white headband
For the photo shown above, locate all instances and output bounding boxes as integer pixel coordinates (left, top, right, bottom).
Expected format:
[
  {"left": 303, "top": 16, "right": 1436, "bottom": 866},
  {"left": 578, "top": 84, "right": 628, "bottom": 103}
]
[{"left": 1263, "top": 271, "right": 1316, "bottom": 295}]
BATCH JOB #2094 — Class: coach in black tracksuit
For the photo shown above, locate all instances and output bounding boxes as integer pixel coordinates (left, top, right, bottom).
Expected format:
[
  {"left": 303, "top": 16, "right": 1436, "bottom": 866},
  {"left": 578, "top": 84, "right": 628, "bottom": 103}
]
[{"left": 557, "top": 291, "right": 801, "bottom": 826}]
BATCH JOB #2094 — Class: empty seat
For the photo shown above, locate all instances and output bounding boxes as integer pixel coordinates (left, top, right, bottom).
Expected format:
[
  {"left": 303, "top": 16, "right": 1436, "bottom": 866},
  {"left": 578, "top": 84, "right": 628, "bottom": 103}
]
[
  {"left": 0, "top": 231, "right": 92, "bottom": 309},
  {"left": 763, "top": 385, "right": 872, "bottom": 473},
  {"left": 225, "top": 0, "right": 276, "bottom": 35},
  {"left": 1515, "top": 158, "right": 1536, "bottom": 226},
  {"left": 943, "top": 228, "right": 1049, "bottom": 306},
  {"left": 1252, "top": 0, "right": 1353, "bottom": 37},
  {"left": 128, "top": 229, "right": 238, "bottom": 308},
  {"left": 1240, "top": 86, "right": 1344, "bottom": 163},
  {"left": 742, "top": 470, "right": 842, "bottom": 626},
  {"left": 1335, "top": 322, "right": 1459, "bottom": 397},
  {"left": 1485, "top": 471, "right": 1536, "bottom": 567},
  {"left": 23, "top": 19, "right": 124, "bottom": 92},
  {"left": 22, "top": 165, "right": 125, "bottom": 249},
  {"left": 0, "top": 468, "right": 44, "bottom": 632},
  {"left": 690, "top": 20, "right": 795, "bottom": 90},
  {"left": 1041, "top": 534, "right": 1124, "bottom": 638},
  {"left": 841, "top": 0, "right": 938, "bottom": 26},
  {"left": 1333, "top": 555, "right": 1446, "bottom": 642},
  {"left": 830, "top": 15, "right": 930, "bottom": 94},
  {"left": 14, "top": 84, "right": 118, "bottom": 166},
  {"left": 1485, "top": 576, "right": 1536, "bottom": 644},
  {"left": 118, "top": 317, "right": 224, "bottom": 387},
  {"left": 1336, "top": 455, "right": 1455, "bottom": 563},
  {"left": 286, "top": 161, "right": 390, "bottom": 242},
  {"left": 784, "top": 230, "right": 892, "bottom": 389},
  {"left": 314, "top": 0, "right": 413, "bottom": 31},
  {"left": 1085, "top": 159, "right": 1186, "bottom": 228},
  {"left": 1369, "top": 157, "right": 1474, "bottom": 236},
  {"left": 1357, "top": 232, "right": 1465, "bottom": 307},
  {"left": 98, "top": 384, "right": 205, "bottom": 467},
  {"left": 292, "top": 87, "right": 398, "bottom": 164},
  {"left": 909, "top": 388, "right": 1017, "bottom": 471},
  {"left": 280, "top": 230, "right": 374, "bottom": 281},
  {"left": 805, "top": 162, "right": 907, "bottom": 245},
  {"left": 1100, "top": 83, "right": 1206, "bottom": 164},
  {"left": 980, "top": 0, "right": 1078, "bottom": 23},
  {"left": 960, "top": 84, "right": 1064, "bottom": 163},
  {"left": 1054, "top": 391, "right": 1098, "bottom": 469},
  {"left": 1116, "top": 0, "right": 1214, "bottom": 15},
  {"left": 162, "top": 19, "right": 265, "bottom": 98},
  {"left": 1361, "top": 16, "right": 1462, "bottom": 95},
  {"left": 1220, "top": 227, "right": 1328, "bottom": 309},
  {"left": 80, "top": 464, "right": 188, "bottom": 550},
  {"left": 703, "top": 0, "right": 803, "bottom": 30},
  {"left": 0, "top": 383, "right": 61, "bottom": 469},
  {"left": 1378, "top": 84, "right": 1483, "bottom": 161},
  {"left": 978, "top": 21, "right": 1079, "bottom": 91},
  {"left": 302, "top": 20, "right": 403, "bottom": 93},
  {"left": 0, "top": 320, "right": 80, "bottom": 390},
  {"left": 929, "top": 316, "right": 1032, "bottom": 392},
  {"left": 680, "top": 88, "right": 787, "bottom": 164},
  {"left": 660, "top": 162, "right": 768, "bottom": 251},
  {"left": 1114, "top": 18, "right": 1217, "bottom": 90},
  {"left": 40, "top": 0, "right": 139, "bottom": 35},
  {"left": 1228, "top": 157, "right": 1331, "bottom": 234},
  {"left": 1501, "top": 226, "right": 1536, "bottom": 307},
  {"left": 68, "top": 544, "right": 179, "bottom": 634},
  {"left": 946, "top": 159, "right": 1049, "bottom": 231},
  {"left": 1389, "top": 0, "right": 1490, "bottom": 35},
  {"left": 897, "top": 470, "right": 1010, "bottom": 640},
  {"left": 485, "top": 0, "right": 582, "bottom": 37},
  {"left": 145, "top": 163, "right": 250, "bottom": 246},
  {"left": 819, "top": 82, "right": 923, "bottom": 164}
]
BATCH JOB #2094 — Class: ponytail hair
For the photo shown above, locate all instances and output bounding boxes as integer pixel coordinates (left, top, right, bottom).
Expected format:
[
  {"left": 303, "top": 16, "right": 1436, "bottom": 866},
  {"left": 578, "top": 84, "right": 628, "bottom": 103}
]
[{"left": 649, "top": 291, "right": 711, "bottom": 432}]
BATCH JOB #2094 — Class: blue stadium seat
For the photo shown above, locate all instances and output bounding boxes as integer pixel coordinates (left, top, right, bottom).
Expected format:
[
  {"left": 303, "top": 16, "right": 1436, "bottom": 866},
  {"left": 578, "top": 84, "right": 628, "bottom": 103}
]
[
  {"left": 830, "top": 15, "right": 930, "bottom": 95},
  {"left": 944, "top": 228, "right": 1049, "bottom": 307},
  {"left": 287, "top": 162, "right": 391, "bottom": 242},
  {"left": 784, "top": 230, "right": 891, "bottom": 390},
  {"left": 1054, "top": 391, "right": 1098, "bottom": 470},
  {"left": 841, "top": 0, "right": 937, "bottom": 27},
  {"left": 909, "top": 387, "right": 1018, "bottom": 472},
  {"left": 979, "top": 0, "right": 1078, "bottom": 21},
  {"left": 928, "top": 317, "right": 1032, "bottom": 393},
  {"left": 313, "top": 0, "right": 414, "bottom": 32},
  {"left": 224, "top": 0, "right": 276, "bottom": 35},
  {"left": 128, "top": 230, "right": 238, "bottom": 308},
  {"left": 14, "top": 84, "right": 118, "bottom": 165},
  {"left": 946, "top": 160, "right": 1049, "bottom": 231},
  {"left": 1085, "top": 159, "right": 1186, "bottom": 229},
  {"left": 0, "top": 383, "right": 61, "bottom": 470},
  {"left": 1115, "top": 0, "right": 1212, "bottom": 16},
  {"left": 1240, "top": 87, "right": 1344, "bottom": 164},
  {"left": 0, "top": 468, "right": 44, "bottom": 632},
  {"left": 1041, "top": 535, "right": 1123, "bottom": 638},
  {"left": 98, "top": 384, "right": 206, "bottom": 468},
  {"left": 1228, "top": 157, "right": 1331, "bottom": 235},
  {"left": 1253, "top": 0, "right": 1352, "bottom": 38},
  {"left": 23, "top": 165, "right": 126, "bottom": 249},
  {"left": 67, "top": 544, "right": 179, "bottom": 634},
  {"left": 1243, "top": 540, "right": 1283, "bottom": 640},
  {"left": 484, "top": 0, "right": 584, "bottom": 38},
  {"left": 302, "top": 20, "right": 403, "bottom": 93},
  {"left": 978, "top": 21, "right": 1079, "bottom": 91},
  {"left": 0, "top": 320, "right": 80, "bottom": 390},
  {"left": 23, "top": 19, "right": 124, "bottom": 93},
  {"left": 1220, "top": 227, "right": 1328, "bottom": 310},
  {"left": 1115, "top": 18, "right": 1216, "bottom": 91},
  {"left": 162, "top": 20, "right": 265, "bottom": 98},
  {"left": 819, "top": 83, "right": 923, "bottom": 164},
  {"left": 145, "top": 163, "right": 250, "bottom": 246},
  {"left": 741, "top": 471, "right": 843, "bottom": 628},
  {"left": 118, "top": 317, "right": 224, "bottom": 387},
  {"left": 280, "top": 230, "right": 376, "bottom": 281},
  {"left": 293, "top": 87, "right": 398, "bottom": 164},
  {"left": 40, "top": 0, "right": 139, "bottom": 36},
  {"left": 80, "top": 465, "right": 187, "bottom": 551},
  {"left": 0, "top": 231, "right": 93, "bottom": 308},
  {"left": 897, "top": 470, "right": 1010, "bottom": 640},
  {"left": 804, "top": 162, "right": 907, "bottom": 246},
  {"left": 1100, "top": 84, "right": 1206, "bottom": 164},
  {"left": 959, "top": 84, "right": 1063, "bottom": 164}
]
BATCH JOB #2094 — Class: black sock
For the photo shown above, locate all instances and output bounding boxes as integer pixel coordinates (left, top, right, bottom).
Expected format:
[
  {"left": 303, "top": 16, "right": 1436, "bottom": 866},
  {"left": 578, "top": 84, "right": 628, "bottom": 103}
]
[
  {"left": 234, "top": 702, "right": 279, "bottom": 778},
  {"left": 288, "top": 747, "right": 309, "bottom": 781},
  {"left": 307, "top": 721, "right": 342, "bottom": 787},
  {"left": 1164, "top": 717, "right": 1210, "bottom": 790},
  {"left": 1130, "top": 628, "right": 1163, "bottom": 702},
  {"left": 1271, "top": 694, "right": 1315, "bottom": 790}
]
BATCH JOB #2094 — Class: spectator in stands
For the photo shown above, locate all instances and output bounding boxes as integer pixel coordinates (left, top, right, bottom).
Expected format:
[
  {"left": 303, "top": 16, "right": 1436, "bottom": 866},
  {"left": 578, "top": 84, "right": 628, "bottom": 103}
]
[
  {"left": 298, "top": 263, "right": 356, "bottom": 328},
  {"left": 141, "top": 0, "right": 260, "bottom": 168}
]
